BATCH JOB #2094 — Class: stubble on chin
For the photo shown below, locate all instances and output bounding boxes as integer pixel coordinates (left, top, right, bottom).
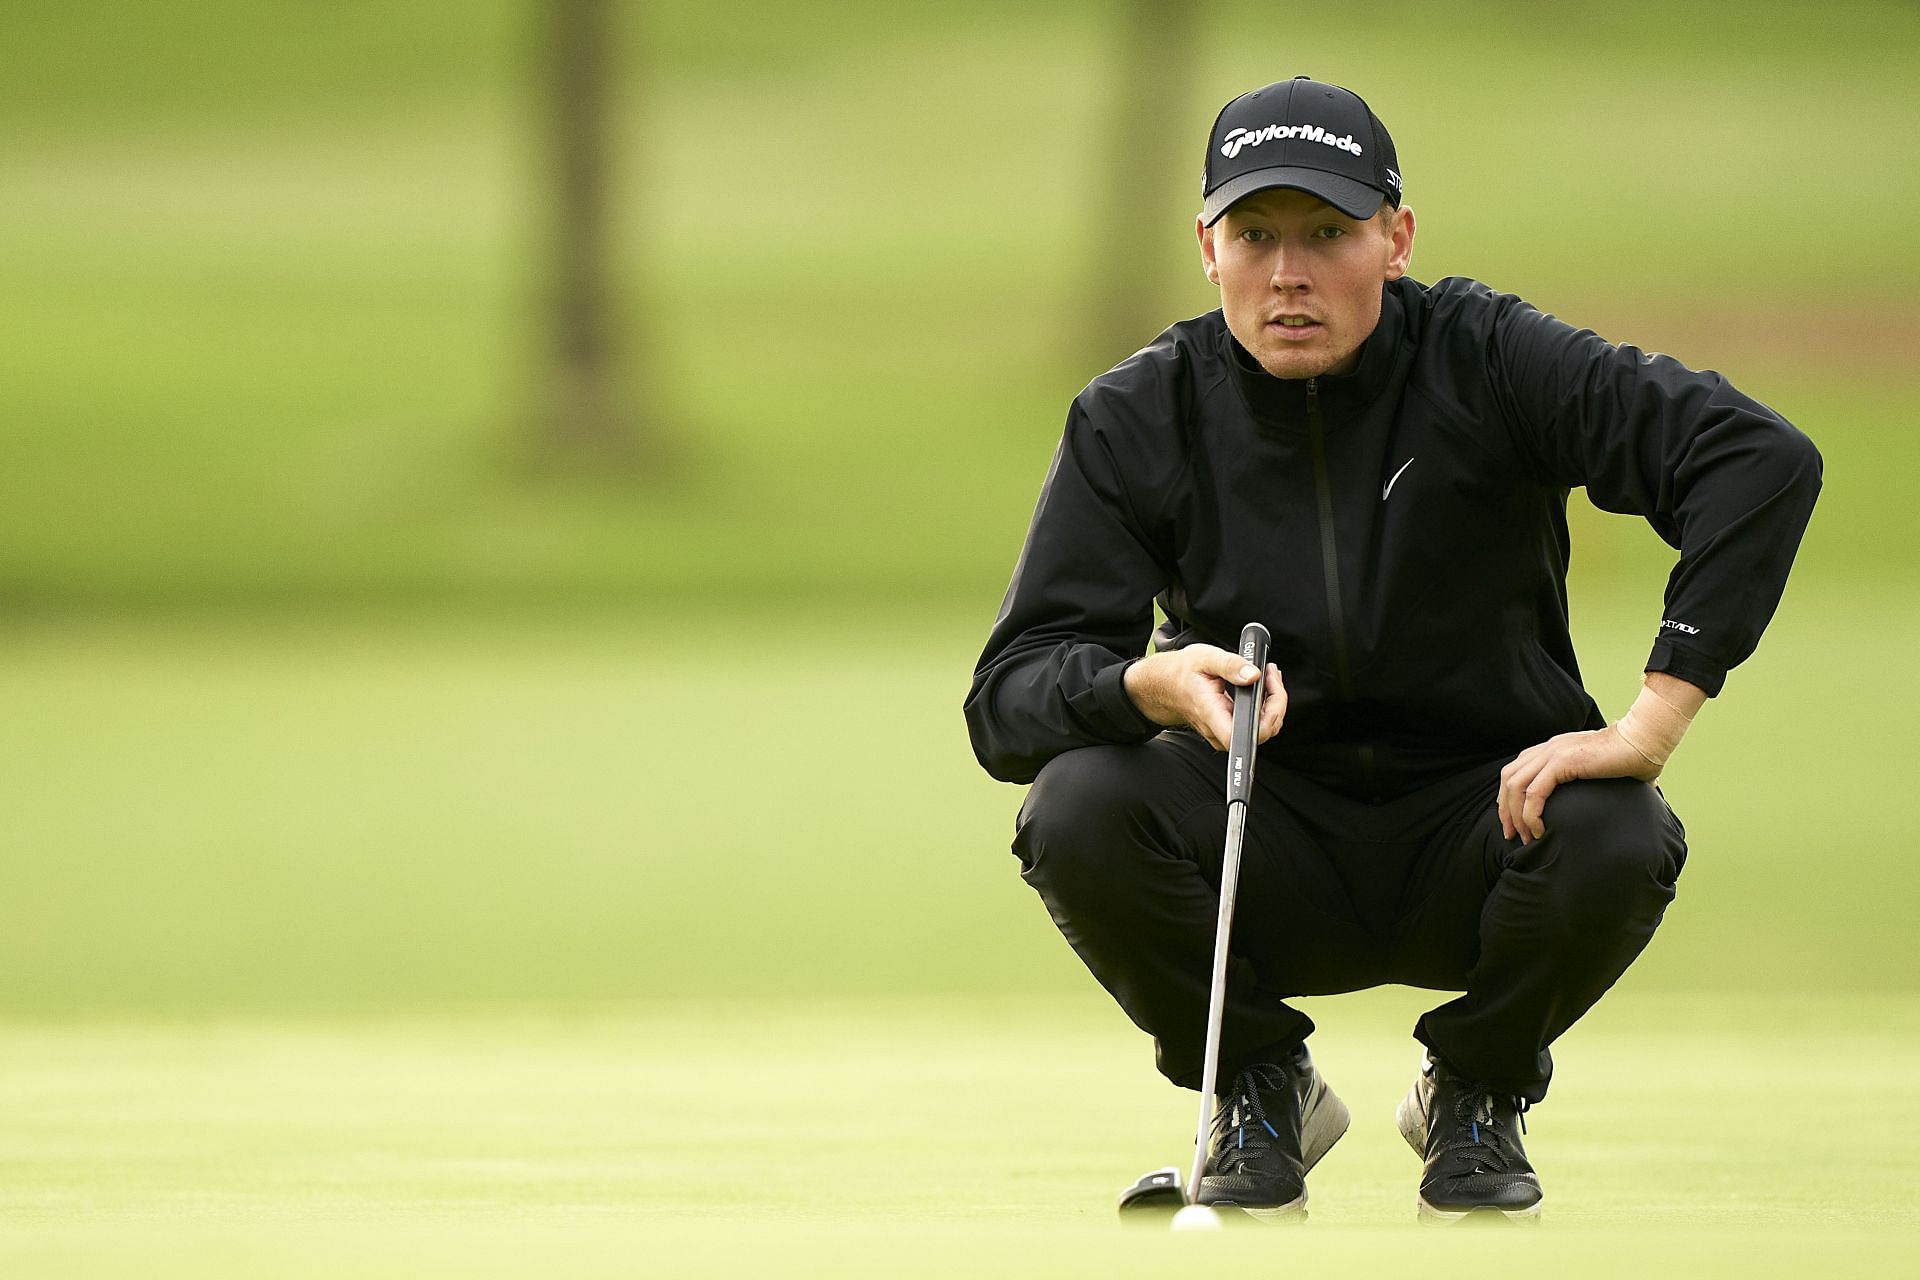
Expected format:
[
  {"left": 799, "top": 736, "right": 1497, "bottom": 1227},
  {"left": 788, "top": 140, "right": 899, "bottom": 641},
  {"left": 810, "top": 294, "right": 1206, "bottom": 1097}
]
[{"left": 1251, "top": 343, "right": 1340, "bottom": 381}]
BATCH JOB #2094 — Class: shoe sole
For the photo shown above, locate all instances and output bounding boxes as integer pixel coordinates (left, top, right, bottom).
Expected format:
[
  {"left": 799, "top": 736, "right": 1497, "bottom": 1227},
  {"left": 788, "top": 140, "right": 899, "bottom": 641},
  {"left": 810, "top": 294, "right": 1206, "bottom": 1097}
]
[
  {"left": 1301, "top": 1069, "right": 1352, "bottom": 1173},
  {"left": 1396, "top": 1078, "right": 1542, "bottom": 1225},
  {"left": 1394, "top": 1079, "right": 1429, "bottom": 1158},
  {"left": 1205, "top": 1071, "right": 1352, "bottom": 1224},
  {"left": 1214, "top": 1195, "right": 1307, "bottom": 1222},
  {"left": 1414, "top": 1199, "right": 1542, "bottom": 1224}
]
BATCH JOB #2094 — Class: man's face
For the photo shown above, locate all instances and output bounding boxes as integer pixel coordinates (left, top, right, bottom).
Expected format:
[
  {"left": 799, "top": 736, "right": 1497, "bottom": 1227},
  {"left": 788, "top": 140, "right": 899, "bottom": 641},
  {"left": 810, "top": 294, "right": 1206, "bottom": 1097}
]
[{"left": 1198, "top": 187, "right": 1415, "bottom": 380}]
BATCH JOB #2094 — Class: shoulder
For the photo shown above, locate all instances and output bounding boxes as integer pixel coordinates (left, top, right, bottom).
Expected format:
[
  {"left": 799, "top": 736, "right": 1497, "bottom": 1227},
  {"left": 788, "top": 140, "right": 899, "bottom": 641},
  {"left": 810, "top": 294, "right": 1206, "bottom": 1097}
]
[
  {"left": 1058, "top": 314, "right": 1220, "bottom": 514},
  {"left": 1074, "top": 311, "right": 1225, "bottom": 427},
  {"left": 1399, "top": 275, "right": 1533, "bottom": 344},
  {"left": 1397, "top": 276, "right": 1606, "bottom": 398}
]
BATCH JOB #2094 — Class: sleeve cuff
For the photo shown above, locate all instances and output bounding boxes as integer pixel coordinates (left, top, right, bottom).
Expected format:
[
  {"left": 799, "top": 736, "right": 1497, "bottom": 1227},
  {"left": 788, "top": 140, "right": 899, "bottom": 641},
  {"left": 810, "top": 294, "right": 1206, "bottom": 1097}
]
[
  {"left": 1646, "top": 637, "right": 1727, "bottom": 697},
  {"left": 1090, "top": 658, "right": 1164, "bottom": 740}
]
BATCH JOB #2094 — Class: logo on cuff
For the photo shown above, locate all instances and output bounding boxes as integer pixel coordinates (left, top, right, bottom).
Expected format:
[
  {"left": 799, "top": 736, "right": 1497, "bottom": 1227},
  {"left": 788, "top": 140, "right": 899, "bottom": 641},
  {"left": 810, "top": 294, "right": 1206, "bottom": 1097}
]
[{"left": 1660, "top": 619, "right": 1700, "bottom": 636}]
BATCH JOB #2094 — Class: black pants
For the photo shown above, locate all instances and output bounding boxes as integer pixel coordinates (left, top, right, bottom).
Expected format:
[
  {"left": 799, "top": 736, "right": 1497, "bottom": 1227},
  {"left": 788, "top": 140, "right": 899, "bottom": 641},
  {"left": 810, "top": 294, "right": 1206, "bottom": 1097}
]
[{"left": 1012, "top": 731, "right": 1687, "bottom": 1103}]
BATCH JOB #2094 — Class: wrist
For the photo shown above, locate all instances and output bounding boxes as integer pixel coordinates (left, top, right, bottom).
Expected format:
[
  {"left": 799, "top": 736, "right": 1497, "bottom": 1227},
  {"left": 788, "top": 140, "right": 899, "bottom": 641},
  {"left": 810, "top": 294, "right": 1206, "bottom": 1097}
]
[
  {"left": 1613, "top": 673, "right": 1700, "bottom": 770},
  {"left": 1643, "top": 670, "right": 1707, "bottom": 718},
  {"left": 1121, "top": 652, "right": 1182, "bottom": 727},
  {"left": 1120, "top": 654, "right": 1156, "bottom": 714}
]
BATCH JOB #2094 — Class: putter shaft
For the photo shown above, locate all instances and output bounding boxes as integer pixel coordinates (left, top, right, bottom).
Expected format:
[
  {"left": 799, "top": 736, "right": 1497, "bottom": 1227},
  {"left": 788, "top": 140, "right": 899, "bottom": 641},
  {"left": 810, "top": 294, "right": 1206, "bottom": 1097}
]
[
  {"left": 1187, "top": 799, "right": 1249, "bottom": 1200},
  {"left": 1184, "top": 622, "right": 1269, "bottom": 1205}
]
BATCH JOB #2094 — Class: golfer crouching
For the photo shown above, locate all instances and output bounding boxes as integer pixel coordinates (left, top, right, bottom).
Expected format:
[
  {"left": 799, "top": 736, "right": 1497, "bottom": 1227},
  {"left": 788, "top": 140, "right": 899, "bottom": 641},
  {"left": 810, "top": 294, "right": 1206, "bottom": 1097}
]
[{"left": 963, "top": 77, "right": 1820, "bottom": 1222}]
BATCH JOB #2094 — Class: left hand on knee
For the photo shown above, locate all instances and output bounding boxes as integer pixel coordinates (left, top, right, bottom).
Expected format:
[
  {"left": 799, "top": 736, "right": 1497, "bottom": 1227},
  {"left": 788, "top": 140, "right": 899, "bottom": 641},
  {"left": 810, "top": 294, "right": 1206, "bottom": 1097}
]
[{"left": 1498, "top": 727, "right": 1660, "bottom": 844}]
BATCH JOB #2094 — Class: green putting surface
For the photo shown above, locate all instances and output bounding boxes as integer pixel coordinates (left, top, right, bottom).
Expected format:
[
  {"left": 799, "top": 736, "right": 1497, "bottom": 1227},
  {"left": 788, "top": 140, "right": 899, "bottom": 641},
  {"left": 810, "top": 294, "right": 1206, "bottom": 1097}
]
[{"left": 2, "top": 992, "right": 1915, "bottom": 1276}]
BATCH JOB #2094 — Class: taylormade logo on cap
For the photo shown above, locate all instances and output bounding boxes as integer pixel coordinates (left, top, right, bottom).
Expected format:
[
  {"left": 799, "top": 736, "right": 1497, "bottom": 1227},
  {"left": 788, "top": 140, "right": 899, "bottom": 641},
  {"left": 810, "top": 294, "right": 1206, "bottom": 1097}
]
[
  {"left": 1199, "top": 78, "right": 1404, "bottom": 225},
  {"left": 1219, "top": 122, "right": 1363, "bottom": 160}
]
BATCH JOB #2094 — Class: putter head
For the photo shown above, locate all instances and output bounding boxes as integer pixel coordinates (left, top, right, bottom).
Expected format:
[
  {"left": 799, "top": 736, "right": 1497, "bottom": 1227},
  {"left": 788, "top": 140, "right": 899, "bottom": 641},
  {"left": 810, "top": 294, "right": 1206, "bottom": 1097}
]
[{"left": 1117, "top": 1166, "right": 1185, "bottom": 1221}]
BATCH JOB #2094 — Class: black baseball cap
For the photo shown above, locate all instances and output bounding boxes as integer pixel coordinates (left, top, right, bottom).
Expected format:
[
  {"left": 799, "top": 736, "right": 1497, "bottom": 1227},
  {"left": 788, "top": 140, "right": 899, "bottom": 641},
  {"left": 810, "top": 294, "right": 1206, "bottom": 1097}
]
[{"left": 1201, "top": 77, "right": 1401, "bottom": 225}]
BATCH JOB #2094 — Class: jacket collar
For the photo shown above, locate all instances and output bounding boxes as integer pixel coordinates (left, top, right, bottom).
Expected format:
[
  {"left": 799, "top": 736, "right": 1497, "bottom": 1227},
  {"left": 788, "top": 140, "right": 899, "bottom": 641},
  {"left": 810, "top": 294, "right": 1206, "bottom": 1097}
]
[{"left": 1221, "top": 280, "right": 1404, "bottom": 425}]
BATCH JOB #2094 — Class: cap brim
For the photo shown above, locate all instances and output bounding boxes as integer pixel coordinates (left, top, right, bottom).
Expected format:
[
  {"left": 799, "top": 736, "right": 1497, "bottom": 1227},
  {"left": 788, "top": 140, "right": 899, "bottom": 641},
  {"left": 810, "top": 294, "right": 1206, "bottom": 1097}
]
[{"left": 1201, "top": 167, "right": 1384, "bottom": 224}]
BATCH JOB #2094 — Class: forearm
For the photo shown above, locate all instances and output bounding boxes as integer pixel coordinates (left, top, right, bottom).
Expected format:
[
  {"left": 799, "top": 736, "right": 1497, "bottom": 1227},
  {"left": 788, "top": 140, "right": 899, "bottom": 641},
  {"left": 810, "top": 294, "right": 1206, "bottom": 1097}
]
[
  {"left": 1493, "top": 299, "right": 1822, "bottom": 697},
  {"left": 965, "top": 400, "right": 1174, "bottom": 782},
  {"left": 965, "top": 644, "right": 1160, "bottom": 783}
]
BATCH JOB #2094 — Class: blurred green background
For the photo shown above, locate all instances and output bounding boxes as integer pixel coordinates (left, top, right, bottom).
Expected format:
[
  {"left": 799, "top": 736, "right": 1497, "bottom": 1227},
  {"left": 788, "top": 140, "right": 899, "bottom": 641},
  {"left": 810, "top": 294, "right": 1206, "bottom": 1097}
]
[
  {"left": 2, "top": 0, "right": 1916, "bottom": 1270},
  {"left": 3, "top": 0, "right": 1913, "bottom": 1010}
]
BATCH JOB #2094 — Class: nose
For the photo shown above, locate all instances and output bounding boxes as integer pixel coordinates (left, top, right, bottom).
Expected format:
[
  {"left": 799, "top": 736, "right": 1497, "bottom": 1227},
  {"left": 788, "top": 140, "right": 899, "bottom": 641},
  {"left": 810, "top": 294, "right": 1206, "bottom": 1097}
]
[{"left": 1269, "top": 241, "right": 1311, "bottom": 293}]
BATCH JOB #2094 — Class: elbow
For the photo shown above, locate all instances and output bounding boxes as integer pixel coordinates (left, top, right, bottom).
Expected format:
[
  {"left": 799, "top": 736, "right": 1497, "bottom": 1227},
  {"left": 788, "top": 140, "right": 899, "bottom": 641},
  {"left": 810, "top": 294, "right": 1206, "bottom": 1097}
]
[
  {"left": 962, "top": 688, "right": 1034, "bottom": 784},
  {"left": 1772, "top": 414, "right": 1822, "bottom": 477},
  {"left": 977, "top": 750, "right": 1042, "bottom": 786},
  {"left": 962, "top": 717, "right": 1008, "bottom": 781},
  {"left": 1747, "top": 416, "right": 1822, "bottom": 507},
  {"left": 967, "top": 738, "right": 1042, "bottom": 786},
  {"left": 1778, "top": 422, "right": 1823, "bottom": 511},
  {"left": 1799, "top": 431, "right": 1824, "bottom": 499}
]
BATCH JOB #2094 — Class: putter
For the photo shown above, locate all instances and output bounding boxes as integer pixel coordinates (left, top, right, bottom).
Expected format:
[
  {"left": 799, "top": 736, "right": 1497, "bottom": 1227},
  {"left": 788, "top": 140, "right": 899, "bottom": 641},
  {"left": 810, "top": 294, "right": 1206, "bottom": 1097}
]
[{"left": 1117, "top": 621, "right": 1269, "bottom": 1224}]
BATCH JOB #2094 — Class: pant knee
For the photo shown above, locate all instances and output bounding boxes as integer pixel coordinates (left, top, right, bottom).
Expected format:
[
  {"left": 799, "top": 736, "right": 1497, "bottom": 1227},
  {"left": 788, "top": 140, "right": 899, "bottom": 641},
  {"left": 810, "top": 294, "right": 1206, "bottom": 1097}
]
[
  {"left": 1533, "top": 778, "right": 1686, "bottom": 905},
  {"left": 1013, "top": 745, "right": 1151, "bottom": 884}
]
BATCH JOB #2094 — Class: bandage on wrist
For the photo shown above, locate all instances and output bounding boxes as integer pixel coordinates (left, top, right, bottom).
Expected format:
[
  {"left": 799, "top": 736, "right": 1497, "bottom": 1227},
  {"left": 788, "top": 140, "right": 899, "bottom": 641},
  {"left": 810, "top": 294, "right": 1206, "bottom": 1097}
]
[{"left": 1612, "top": 677, "right": 1696, "bottom": 770}]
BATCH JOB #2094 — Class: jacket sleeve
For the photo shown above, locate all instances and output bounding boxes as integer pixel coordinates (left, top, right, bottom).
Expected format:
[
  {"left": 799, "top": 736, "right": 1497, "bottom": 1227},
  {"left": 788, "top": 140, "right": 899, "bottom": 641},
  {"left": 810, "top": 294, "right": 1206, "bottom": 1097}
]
[
  {"left": 1486, "top": 297, "right": 1823, "bottom": 695},
  {"left": 963, "top": 399, "right": 1169, "bottom": 783}
]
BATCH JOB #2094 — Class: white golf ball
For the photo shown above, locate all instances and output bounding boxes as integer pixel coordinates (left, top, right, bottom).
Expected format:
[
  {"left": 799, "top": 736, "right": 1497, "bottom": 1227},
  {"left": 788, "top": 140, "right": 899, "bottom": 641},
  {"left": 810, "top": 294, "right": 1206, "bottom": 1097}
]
[{"left": 1170, "top": 1204, "right": 1225, "bottom": 1232}]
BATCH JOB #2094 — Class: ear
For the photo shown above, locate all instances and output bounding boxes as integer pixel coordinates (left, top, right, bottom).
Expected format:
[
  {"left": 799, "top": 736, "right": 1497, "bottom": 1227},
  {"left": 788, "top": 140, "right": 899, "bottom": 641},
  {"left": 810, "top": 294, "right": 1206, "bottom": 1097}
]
[
  {"left": 1197, "top": 215, "right": 1220, "bottom": 285},
  {"left": 1383, "top": 206, "right": 1416, "bottom": 281}
]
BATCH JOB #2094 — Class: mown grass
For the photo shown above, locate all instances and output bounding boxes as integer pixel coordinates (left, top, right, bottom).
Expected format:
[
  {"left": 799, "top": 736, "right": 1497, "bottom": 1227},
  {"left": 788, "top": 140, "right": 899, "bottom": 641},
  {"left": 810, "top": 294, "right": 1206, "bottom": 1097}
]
[{"left": 1, "top": 992, "right": 1915, "bottom": 1277}]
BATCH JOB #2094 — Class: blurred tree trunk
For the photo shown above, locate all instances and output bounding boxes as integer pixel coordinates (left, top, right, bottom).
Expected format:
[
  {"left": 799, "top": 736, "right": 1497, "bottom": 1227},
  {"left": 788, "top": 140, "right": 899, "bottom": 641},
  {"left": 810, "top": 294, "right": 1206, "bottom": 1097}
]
[
  {"left": 1084, "top": 0, "right": 1202, "bottom": 371},
  {"left": 533, "top": 0, "right": 643, "bottom": 468}
]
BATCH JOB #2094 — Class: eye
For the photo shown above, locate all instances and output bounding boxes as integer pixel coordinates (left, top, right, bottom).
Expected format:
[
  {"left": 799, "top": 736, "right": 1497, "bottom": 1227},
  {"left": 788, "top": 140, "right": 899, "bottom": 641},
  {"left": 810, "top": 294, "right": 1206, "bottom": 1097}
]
[
  {"left": 1238, "top": 227, "right": 1272, "bottom": 243},
  {"left": 1314, "top": 225, "right": 1347, "bottom": 240}
]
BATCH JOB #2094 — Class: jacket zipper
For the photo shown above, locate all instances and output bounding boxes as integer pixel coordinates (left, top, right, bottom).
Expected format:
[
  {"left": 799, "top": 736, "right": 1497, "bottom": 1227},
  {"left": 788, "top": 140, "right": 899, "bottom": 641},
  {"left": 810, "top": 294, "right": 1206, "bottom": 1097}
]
[{"left": 1305, "top": 379, "right": 1379, "bottom": 797}]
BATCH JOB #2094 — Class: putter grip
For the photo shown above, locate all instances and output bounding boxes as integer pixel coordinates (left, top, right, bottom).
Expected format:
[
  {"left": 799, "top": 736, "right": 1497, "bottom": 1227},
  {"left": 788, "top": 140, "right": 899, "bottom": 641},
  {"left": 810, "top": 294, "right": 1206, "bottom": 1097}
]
[{"left": 1226, "top": 622, "right": 1270, "bottom": 805}]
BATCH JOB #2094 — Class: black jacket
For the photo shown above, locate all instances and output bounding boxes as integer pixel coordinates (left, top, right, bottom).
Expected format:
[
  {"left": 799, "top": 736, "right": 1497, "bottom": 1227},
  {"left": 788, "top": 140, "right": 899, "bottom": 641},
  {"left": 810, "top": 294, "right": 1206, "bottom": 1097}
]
[{"left": 964, "top": 276, "right": 1822, "bottom": 800}]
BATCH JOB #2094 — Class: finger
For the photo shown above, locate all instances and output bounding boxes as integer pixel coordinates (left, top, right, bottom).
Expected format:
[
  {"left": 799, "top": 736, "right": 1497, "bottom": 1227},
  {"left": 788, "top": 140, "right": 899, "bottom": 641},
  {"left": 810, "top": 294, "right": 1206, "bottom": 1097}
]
[
  {"left": 1514, "top": 765, "right": 1548, "bottom": 843},
  {"left": 1257, "top": 665, "right": 1287, "bottom": 743},
  {"left": 1256, "top": 667, "right": 1284, "bottom": 741},
  {"left": 1522, "top": 762, "right": 1559, "bottom": 840},
  {"left": 1186, "top": 686, "right": 1225, "bottom": 751},
  {"left": 1497, "top": 759, "right": 1517, "bottom": 839},
  {"left": 1198, "top": 645, "right": 1262, "bottom": 686},
  {"left": 1196, "top": 679, "right": 1234, "bottom": 750},
  {"left": 1205, "top": 698, "right": 1235, "bottom": 751},
  {"left": 1497, "top": 756, "right": 1526, "bottom": 840},
  {"left": 1500, "top": 753, "right": 1546, "bottom": 843},
  {"left": 1210, "top": 678, "right": 1235, "bottom": 723}
]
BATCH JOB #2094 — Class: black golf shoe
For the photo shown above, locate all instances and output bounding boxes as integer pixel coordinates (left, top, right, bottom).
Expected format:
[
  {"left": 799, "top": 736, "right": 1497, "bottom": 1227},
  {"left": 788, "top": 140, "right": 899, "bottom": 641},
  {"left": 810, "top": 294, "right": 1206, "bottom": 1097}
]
[
  {"left": 1396, "top": 1053, "right": 1544, "bottom": 1222},
  {"left": 1195, "top": 1046, "right": 1350, "bottom": 1221}
]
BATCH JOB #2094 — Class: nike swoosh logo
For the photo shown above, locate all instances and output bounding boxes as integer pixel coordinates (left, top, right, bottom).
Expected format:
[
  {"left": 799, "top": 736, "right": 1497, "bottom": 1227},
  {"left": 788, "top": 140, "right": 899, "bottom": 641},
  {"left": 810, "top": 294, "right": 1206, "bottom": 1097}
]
[{"left": 1382, "top": 457, "right": 1414, "bottom": 500}]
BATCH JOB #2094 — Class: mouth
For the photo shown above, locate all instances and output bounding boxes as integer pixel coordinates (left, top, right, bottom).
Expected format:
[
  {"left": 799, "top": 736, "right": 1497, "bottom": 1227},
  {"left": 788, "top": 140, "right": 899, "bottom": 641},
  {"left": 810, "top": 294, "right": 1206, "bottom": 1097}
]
[{"left": 1265, "top": 315, "right": 1323, "bottom": 341}]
